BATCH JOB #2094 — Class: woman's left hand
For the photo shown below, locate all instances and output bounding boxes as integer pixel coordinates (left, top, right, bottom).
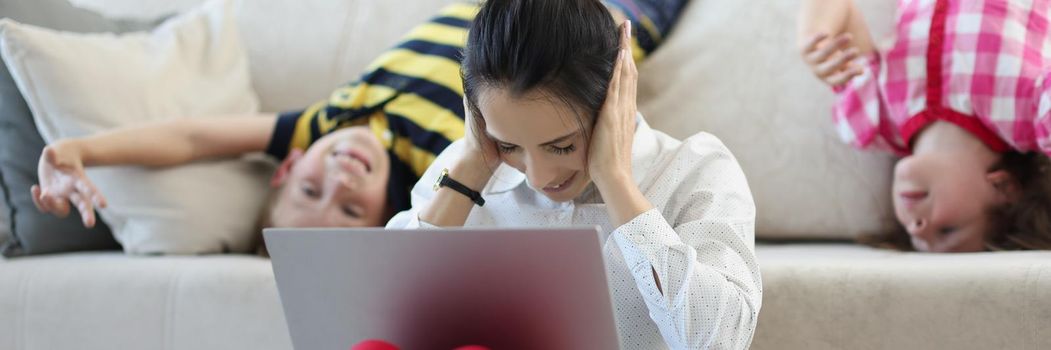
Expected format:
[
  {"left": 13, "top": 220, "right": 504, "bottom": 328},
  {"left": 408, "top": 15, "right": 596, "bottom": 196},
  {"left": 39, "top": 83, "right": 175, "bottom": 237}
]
[{"left": 588, "top": 21, "right": 638, "bottom": 191}]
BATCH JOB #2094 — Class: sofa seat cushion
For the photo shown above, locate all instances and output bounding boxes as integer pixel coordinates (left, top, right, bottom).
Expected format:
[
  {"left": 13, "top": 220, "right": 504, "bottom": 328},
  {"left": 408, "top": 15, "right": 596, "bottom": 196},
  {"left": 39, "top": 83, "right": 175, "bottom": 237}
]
[
  {"left": 0, "top": 253, "right": 290, "bottom": 350},
  {"left": 753, "top": 243, "right": 1051, "bottom": 350},
  {"left": 3, "top": 246, "right": 1049, "bottom": 350}
]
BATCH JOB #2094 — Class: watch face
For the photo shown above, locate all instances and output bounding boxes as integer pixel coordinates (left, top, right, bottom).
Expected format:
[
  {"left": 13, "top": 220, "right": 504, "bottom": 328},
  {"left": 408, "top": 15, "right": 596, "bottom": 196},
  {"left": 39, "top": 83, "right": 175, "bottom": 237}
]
[{"left": 434, "top": 168, "right": 449, "bottom": 192}]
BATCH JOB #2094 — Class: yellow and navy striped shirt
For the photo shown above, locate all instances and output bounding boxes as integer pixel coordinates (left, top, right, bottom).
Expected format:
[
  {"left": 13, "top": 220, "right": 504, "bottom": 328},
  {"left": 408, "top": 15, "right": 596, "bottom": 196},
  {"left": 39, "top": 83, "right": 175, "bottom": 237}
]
[{"left": 265, "top": 0, "right": 688, "bottom": 213}]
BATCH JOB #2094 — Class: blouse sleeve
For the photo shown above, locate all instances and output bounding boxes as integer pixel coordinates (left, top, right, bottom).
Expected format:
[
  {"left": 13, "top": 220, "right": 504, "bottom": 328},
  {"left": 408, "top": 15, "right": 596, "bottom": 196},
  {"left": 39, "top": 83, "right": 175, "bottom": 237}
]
[
  {"left": 610, "top": 134, "right": 762, "bottom": 349},
  {"left": 831, "top": 53, "right": 908, "bottom": 155}
]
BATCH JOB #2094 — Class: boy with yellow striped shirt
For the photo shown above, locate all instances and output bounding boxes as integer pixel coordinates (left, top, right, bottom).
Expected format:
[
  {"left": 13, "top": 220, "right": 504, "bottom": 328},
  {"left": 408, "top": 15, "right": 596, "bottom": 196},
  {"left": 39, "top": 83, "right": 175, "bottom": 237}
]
[
  {"left": 32, "top": 1, "right": 688, "bottom": 230},
  {"left": 265, "top": 3, "right": 480, "bottom": 221}
]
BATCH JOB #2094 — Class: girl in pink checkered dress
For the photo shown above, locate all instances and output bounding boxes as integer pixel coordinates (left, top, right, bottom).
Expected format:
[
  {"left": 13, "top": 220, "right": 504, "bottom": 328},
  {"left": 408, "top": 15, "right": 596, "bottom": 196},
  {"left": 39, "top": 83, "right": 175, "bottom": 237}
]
[{"left": 798, "top": 0, "right": 1051, "bottom": 252}]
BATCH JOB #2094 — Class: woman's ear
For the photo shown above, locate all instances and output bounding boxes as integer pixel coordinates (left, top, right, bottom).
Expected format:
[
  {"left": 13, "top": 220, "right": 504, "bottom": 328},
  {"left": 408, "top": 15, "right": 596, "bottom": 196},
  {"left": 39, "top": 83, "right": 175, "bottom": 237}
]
[
  {"left": 271, "top": 149, "right": 305, "bottom": 187},
  {"left": 987, "top": 169, "right": 1021, "bottom": 202}
]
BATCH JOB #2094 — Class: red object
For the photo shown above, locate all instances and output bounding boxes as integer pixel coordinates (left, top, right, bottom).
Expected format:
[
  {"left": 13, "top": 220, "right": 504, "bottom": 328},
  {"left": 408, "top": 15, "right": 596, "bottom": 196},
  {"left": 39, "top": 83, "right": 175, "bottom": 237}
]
[
  {"left": 351, "top": 339, "right": 400, "bottom": 350},
  {"left": 350, "top": 340, "right": 490, "bottom": 350}
]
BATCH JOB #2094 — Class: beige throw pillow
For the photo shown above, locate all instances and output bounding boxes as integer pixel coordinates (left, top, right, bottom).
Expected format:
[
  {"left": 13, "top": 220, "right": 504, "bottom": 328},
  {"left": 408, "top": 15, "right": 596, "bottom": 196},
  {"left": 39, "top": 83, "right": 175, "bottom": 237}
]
[{"left": 0, "top": 0, "right": 272, "bottom": 254}]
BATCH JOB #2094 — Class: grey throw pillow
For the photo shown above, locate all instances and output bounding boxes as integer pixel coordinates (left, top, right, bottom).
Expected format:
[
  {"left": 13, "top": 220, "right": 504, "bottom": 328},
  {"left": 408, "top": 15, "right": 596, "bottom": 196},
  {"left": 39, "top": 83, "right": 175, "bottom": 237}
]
[
  {"left": 0, "top": 0, "right": 160, "bottom": 257},
  {"left": 0, "top": 184, "right": 8, "bottom": 246}
]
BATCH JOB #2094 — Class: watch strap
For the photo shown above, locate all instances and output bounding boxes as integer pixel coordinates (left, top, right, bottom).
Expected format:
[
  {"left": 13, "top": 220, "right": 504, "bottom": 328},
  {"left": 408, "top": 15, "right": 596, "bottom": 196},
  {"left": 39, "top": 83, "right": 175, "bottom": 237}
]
[{"left": 435, "top": 168, "right": 485, "bottom": 206}]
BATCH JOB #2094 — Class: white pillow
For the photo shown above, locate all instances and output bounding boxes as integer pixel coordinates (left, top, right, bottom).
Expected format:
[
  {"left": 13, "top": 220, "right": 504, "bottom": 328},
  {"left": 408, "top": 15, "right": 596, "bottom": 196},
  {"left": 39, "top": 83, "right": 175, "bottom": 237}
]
[
  {"left": 0, "top": 0, "right": 271, "bottom": 254},
  {"left": 637, "top": 0, "right": 900, "bottom": 239}
]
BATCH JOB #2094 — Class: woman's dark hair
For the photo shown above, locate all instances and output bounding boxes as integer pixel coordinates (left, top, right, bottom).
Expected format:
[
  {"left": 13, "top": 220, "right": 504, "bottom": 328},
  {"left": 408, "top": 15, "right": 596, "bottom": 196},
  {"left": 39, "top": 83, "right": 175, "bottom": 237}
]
[
  {"left": 461, "top": 0, "right": 620, "bottom": 129},
  {"left": 862, "top": 151, "right": 1051, "bottom": 251}
]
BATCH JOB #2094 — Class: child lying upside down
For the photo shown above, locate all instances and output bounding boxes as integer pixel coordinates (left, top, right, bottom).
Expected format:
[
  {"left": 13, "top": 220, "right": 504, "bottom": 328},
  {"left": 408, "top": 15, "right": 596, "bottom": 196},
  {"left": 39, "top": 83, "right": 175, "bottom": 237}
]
[{"left": 799, "top": 0, "right": 1051, "bottom": 252}]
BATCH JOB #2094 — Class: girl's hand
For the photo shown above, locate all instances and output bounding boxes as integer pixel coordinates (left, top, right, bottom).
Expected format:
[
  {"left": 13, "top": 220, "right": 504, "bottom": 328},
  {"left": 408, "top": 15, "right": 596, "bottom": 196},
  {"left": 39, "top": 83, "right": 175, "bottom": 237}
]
[
  {"left": 588, "top": 21, "right": 638, "bottom": 191},
  {"left": 31, "top": 141, "right": 107, "bottom": 228},
  {"left": 800, "top": 32, "right": 865, "bottom": 88}
]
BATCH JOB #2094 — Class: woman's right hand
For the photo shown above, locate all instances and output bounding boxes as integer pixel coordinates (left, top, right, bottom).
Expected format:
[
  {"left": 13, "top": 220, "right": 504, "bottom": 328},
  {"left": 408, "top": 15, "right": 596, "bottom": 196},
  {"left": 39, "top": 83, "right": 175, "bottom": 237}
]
[
  {"left": 458, "top": 99, "right": 501, "bottom": 180},
  {"left": 31, "top": 141, "right": 107, "bottom": 228},
  {"left": 800, "top": 32, "right": 865, "bottom": 88},
  {"left": 417, "top": 101, "right": 498, "bottom": 227}
]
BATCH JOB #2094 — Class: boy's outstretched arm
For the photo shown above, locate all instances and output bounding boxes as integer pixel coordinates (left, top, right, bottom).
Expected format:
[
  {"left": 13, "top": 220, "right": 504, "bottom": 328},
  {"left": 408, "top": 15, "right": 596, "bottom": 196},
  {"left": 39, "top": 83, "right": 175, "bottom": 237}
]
[
  {"left": 31, "top": 114, "right": 277, "bottom": 227},
  {"left": 798, "top": 0, "right": 877, "bottom": 87},
  {"left": 67, "top": 114, "right": 279, "bottom": 167}
]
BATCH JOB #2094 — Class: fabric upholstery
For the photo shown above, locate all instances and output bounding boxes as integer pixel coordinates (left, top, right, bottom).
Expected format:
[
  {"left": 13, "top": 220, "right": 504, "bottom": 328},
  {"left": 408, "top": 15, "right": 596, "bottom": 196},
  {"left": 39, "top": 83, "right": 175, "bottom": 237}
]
[
  {"left": 0, "top": 253, "right": 291, "bottom": 350},
  {"left": 635, "top": 0, "right": 900, "bottom": 239},
  {"left": 2, "top": 245, "right": 1049, "bottom": 350},
  {"left": 753, "top": 243, "right": 1051, "bottom": 350}
]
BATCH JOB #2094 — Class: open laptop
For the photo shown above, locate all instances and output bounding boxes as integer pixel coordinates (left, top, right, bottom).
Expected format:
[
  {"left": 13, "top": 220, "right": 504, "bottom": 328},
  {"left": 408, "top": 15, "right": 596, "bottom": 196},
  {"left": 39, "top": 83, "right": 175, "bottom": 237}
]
[{"left": 264, "top": 227, "right": 621, "bottom": 350}]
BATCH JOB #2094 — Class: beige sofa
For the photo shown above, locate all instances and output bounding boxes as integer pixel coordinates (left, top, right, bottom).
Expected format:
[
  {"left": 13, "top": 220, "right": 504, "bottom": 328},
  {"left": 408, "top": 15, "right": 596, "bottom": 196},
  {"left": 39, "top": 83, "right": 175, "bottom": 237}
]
[{"left": 2, "top": 0, "right": 1049, "bottom": 349}]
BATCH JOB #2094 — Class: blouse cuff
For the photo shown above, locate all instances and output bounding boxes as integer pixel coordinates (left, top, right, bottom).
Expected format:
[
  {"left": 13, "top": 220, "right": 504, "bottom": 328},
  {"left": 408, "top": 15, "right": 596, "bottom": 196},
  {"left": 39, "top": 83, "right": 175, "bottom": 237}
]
[
  {"left": 612, "top": 208, "right": 683, "bottom": 273},
  {"left": 389, "top": 210, "right": 439, "bottom": 229},
  {"left": 409, "top": 213, "right": 440, "bottom": 229}
]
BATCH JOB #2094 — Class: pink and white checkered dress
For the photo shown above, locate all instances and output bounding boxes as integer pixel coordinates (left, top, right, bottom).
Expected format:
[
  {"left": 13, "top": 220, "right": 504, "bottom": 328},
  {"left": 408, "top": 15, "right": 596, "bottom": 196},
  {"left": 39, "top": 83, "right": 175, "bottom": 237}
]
[{"left": 833, "top": 0, "right": 1051, "bottom": 156}]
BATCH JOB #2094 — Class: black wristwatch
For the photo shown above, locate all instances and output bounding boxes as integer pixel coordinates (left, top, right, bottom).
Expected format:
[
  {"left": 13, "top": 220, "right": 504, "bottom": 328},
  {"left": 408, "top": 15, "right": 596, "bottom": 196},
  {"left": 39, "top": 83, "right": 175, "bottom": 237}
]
[{"left": 433, "top": 168, "right": 485, "bottom": 206}]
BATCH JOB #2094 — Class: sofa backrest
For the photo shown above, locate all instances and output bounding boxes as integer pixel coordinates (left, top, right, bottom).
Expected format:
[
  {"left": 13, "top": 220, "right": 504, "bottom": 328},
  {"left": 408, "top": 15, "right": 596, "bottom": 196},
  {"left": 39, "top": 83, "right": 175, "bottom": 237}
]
[
  {"left": 59, "top": 0, "right": 898, "bottom": 240},
  {"left": 636, "top": 0, "right": 899, "bottom": 239}
]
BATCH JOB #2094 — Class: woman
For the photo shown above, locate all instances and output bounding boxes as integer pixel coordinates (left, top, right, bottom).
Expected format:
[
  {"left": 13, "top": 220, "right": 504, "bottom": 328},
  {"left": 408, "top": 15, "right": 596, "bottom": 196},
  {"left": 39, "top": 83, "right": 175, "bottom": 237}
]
[{"left": 388, "top": 0, "right": 762, "bottom": 348}]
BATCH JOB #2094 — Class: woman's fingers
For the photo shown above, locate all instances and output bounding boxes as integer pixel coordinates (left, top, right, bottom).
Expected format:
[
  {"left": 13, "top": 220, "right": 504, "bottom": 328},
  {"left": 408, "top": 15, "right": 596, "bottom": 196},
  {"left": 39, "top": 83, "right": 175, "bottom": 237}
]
[
  {"left": 621, "top": 22, "right": 637, "bottom": 102},
  {"left": 621, "top": 20, "right": 631, "bottom": 50},
  {"left": 605, "top": 22, "right": 634, "bottom": 107}
]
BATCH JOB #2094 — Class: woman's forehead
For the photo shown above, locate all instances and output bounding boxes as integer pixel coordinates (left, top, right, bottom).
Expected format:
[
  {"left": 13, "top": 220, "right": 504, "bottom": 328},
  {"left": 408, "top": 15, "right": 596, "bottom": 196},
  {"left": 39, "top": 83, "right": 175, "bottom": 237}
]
[{"left": 478, "top": 88, "right": 587, "bottom": 143}]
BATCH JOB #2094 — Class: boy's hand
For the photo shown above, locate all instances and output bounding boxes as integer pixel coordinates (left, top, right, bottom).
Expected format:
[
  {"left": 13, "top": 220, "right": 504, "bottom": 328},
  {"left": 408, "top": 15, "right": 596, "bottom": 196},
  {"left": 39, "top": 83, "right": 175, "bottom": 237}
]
[
  {"left": 801, "top": 32, "right": 865, "bottom": 88},
  {"left": 31, "top": 141, "right": 107, "bottom": 228}
]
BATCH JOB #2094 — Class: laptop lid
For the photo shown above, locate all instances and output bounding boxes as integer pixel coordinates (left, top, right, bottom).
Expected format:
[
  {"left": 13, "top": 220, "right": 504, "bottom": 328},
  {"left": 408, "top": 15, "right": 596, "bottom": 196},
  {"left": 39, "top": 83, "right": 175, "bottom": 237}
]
[{"left": 265, "top": 227, "right": 620, "bottom": 350}]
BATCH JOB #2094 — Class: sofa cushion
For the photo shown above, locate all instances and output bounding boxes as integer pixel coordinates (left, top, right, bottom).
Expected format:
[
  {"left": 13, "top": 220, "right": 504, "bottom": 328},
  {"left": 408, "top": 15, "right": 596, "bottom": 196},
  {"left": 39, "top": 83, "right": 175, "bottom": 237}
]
[
  {"left": 0, "top": 253, "right": 290, "bottom": 350},
  {"left": 0, "top": 0, "right": 272, "bottom": 254},
  {"left": 753, "top": 243, "right": 1051, "bottom": 350},
  {"left": 0, "top": 0, "right": 165, "bottom": 257},
  {"left": 635, "top": 0, "right": 901, "bottom": 239},
  {"left": 2, "top": 247, "right": 1048, "bottom": 350},
  {"left": 67, "top": 0, "right": 464, "bottom": 114}
]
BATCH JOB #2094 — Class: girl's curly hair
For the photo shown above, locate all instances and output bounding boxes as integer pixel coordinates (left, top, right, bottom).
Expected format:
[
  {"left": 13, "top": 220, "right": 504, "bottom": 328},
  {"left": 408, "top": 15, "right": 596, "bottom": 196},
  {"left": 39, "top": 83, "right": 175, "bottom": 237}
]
[{"left": 984, "top": 151, "right": 1051, "bottom": 250}]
